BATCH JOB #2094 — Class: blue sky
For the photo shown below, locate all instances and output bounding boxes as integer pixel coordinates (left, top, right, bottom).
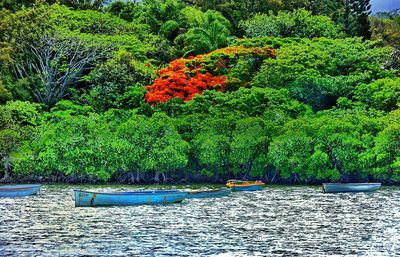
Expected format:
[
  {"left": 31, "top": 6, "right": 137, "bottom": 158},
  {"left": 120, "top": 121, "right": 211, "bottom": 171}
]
[{"left": 371, "top": 0, "right": 400, "bottom": 13}]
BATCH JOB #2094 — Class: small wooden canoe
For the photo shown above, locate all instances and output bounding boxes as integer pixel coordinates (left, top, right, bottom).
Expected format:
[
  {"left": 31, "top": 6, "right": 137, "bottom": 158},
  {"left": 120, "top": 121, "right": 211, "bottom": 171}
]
[
  {"left": 0, "top": 184, "right": 41, "bottom": 197},
  {"left": 187, "top": 188, "right": 232, "bottom": 199},
  {"left": 226, "top": 180, "right": 265, "bottom": 191},
  {"left": 322, "top": 183, "right": 381, "bottom": 193},
  {"left": 74, "top": 189, "right": 188, "bottom": 207}
]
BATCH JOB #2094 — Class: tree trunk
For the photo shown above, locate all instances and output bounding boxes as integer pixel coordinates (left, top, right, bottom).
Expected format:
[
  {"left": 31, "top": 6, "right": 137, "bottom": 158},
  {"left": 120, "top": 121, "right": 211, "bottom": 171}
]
[
  {"left": 243, "top": 160, "right": 253, "bottom": 180},
  {"left": 161, "top": 172, "right": 167, "bottom": 183},
  {"left": 1, "top": 157, "right": 10, "bottom": 182},
  {"left": 129, "top": 172, "right": 135, "bottom": 184},
  {"left": 270, "top": 171, "right": 278, "bottom": 183},
  {"left": 153, "top": 171, "right": 160, "bottom": 183},
  {"left": 294, "top": 173, "right": 300, "bottom": 184},
  {"left": 213, "top": 172, "right": 220, "bottom": 183},
  {"left": 291, "top": 173, "right": 300, "bottom": 184}
]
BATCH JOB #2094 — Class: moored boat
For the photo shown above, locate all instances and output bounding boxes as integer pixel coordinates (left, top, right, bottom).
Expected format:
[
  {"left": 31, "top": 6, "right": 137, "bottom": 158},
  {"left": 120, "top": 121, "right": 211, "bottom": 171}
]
[
  {"left": 0, "top": 184, "right": 41, "bottom": 197},
  {"left": 187, "top": 188, "right": 231, "bottom": 199},
  {"left": 74, "top": 189, "right": 188, "bottom": 207},
  {"left": 225, "top": 180, "right": 265, "bottom": 191},
  {"left": 322, "top": 183, "right": 381, "bottom": 193}
]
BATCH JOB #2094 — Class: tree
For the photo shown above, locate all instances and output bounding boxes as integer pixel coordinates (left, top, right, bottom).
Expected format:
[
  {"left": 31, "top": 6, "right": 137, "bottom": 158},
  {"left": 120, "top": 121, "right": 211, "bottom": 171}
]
[
  {"left": 146, "top": 45, "right": 276, "bottom": 105},
  {"left": 116, "top": 113, "right": 189, "bottom": 183},
  {"left": 88, "top": 50, "right": 155, "bottom": 111},
  {"left": 107, "top": 1, "right": 143, "bottom": 22},
  {"left": 0, "top": 0, "right": 35, "bottom": 11},
  {"left": 0, "top": 129, "right": 21, "bottom": 182},
  {"left": 59, "top": 0, "right": 109, "bottom": 10},
  {"left": 289, "top": 74, "right": 370, "bottom": 111},
  {"left": 0, "top": 101, "right": 42, "bottom": 181},
  {"left": 183, "top": 87, "right": 311, "bottom": 119},
  {"left": 385, "top": 47, "right": 400, "bottom": 76},
  {"left": 192, "top": 117, "right": 234, "bottom": 181},
  {"left": 175, "top": 7, "right": 231, "bottom": 55},
  {"left": 0, "top": 107, "right": 20, "bottom": 182},
  {"left": 342, "top": 0, "right": 372, "bottom": 39},
  {"left": 354, "top": 78, "right": 400, "bottom": 112},
  {"left": 141, "top": 0, "right": 184, "bottom": 34},
  {"left": 268, "top": 132, "right": 324, "bottom": 182},
  {"left": 373, "top": 124, "right": 400, "bottom": 181},
  {"left": 145, "top": 58, "right": 227, "bottom": 104},
  {"left": 15, "top": 112, "right": 119, "bottom": 182},
  {"left": 0, "top": 80, "right": 12, "bottom": 103},
  {"left": 137, "top": 1, "right": 232, "bottom": 54},
  {"left": 0, "top": 3, "right": 158, "bottom": 107},
  {"left": 253, "top": 38, "right": 392, "bottom": 110},
  {"left": 267, "top": 110, "right": 383, "bottom": 183},
  {"left": 281, "top": 0, "right": 346, "bottom": 20},
  {"left": 241, "top": 9, "right": 344, "bottom": 39},
  {"left": 0, "top": 0, "right": 108, "bottom": 11},
  {"left": 229, "top": 117, "right": 270, "bottom": 177},
  {"left": 183, "top": 0, "right": 284, "bottom": 36},
  {"left": 370, "top": 16, "right": 400, "bottom": 46},
  {"left": 15, "top": 32, "right": 113, "bottom": 107}
]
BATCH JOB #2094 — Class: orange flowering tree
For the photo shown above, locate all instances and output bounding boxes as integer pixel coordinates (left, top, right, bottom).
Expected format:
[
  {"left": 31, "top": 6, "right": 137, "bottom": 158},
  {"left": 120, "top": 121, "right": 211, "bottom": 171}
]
[{"left": 145, "top": 46, "right": 276, "bottom": 104}]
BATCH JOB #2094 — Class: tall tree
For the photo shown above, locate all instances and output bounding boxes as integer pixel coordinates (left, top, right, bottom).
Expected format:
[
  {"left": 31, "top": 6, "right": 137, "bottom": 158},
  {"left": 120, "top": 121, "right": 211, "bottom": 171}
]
[
  {"left": 178, "top": 8, "right": 231, "bottom": 55},
  {"left": 183, "top": 0, "right": 283, "bottom": 36},
  {"left": 0, "top": 101, "right": 42, "bottom": 182},
  {"left": 0, "top": 107, "right": 19, "bottom": 182},
  {"left": 15, "top": 32, "right": 112, "bottom": 107},
  {"left": 0, "top": 0, "right": 108, "bottom": 11},
  {"left": 343, "top": 0, "right": 372, "bottom": 39},
  {"left": 0, "top": 3, "right": 156, "bottom": 107},
  {"left": 241, "top": 9, "right": 344, "bottom": 39}
]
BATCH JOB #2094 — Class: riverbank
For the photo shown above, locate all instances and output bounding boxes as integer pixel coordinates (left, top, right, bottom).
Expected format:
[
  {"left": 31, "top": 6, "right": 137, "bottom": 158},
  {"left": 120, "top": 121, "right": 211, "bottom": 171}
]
[
  {"left": 2, "top": 176, "right": 400, "bottom": 188},
  {"left": 2, "top": 174, "right": 396, "bottom": 186}
]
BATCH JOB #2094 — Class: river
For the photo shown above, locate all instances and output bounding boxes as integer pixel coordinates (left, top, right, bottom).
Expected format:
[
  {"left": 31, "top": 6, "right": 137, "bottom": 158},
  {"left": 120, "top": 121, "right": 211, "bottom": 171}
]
[{"left": 1, "top": 185, "right": 400, "bottom": 256}]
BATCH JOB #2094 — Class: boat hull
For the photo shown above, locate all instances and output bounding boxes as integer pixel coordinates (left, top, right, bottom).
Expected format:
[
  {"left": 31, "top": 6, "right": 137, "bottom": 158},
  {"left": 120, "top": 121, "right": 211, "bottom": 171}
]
[
  {"left": 74, "top": 190, "right": 188, "bottom": 207},
  {"left": 0, "top": 184, "right": 41, "bottom": 197},
  {"left": 187, "top": 188, "right": 231, "bottom": 199},
  {"left": 231, "top": 185, "right": 264, "bottom": 191},
  {"left": 322, "top": 183, "right": 381, "bottom": 193},
  {"left": 226, "top": 180, "right": 265, "bottom": 191}
]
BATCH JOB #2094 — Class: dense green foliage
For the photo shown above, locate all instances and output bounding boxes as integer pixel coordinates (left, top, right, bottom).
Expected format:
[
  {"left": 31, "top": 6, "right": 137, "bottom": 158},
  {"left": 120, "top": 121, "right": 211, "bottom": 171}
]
[
  {"left": 241, "top": 9, "right": 344, "bottom": 39},
  {"left": 1, "top": 0, "right": 399, "bottom": 184},
  {"left": 108, "top": 0, "right": 231, "bottom": 55},
  {"left": 370, "top": 15, "right": 400, "bottom": 46},
  {"left": 184, "top": 0, "right": 348, "bottom": 36},
  {"left": 253, "top": 38, "right": 392, "bottom": 110},
  {"left": 343, "top": 0, "right": 372, "bottom": 39}
]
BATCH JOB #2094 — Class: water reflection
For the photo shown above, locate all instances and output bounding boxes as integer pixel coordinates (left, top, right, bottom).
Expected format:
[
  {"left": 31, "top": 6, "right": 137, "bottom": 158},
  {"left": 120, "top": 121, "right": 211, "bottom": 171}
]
[{"left": 0, "top": 185, "right": 399, "bottom": 256}]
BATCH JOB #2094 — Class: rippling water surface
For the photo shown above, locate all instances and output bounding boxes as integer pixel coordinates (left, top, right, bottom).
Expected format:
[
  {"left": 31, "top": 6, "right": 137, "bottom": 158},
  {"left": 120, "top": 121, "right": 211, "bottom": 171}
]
[{"left": 1, "top": 185, "right": 400, "bottom": 256}]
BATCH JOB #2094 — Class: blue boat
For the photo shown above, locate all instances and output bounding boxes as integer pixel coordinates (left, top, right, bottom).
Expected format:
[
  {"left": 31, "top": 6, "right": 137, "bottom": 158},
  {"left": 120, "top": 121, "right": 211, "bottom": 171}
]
[
  {"left": 187, "top": 188, "right": 232, "bottom": 199},
  {"left": 0, "top": 184, "right": 41, "bottom": 197},
  {"left": 226, "top": 180, "right": 265, "bottom": 191},
  {"left": 74, "top": 189, "right": 188, "bottom": 207},
  {"left": 322, "top": 183, "right": 381, "bottom": 193}
]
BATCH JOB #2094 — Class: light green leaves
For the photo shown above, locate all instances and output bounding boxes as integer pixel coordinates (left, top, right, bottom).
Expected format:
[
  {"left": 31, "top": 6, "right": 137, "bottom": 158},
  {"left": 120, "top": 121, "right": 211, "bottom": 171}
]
[
  {"left": 355, "top": 78, "right": 400, "bottom": 112},
  {"left": 241, "top": 9, "right": 344, "bottom": 39}
]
